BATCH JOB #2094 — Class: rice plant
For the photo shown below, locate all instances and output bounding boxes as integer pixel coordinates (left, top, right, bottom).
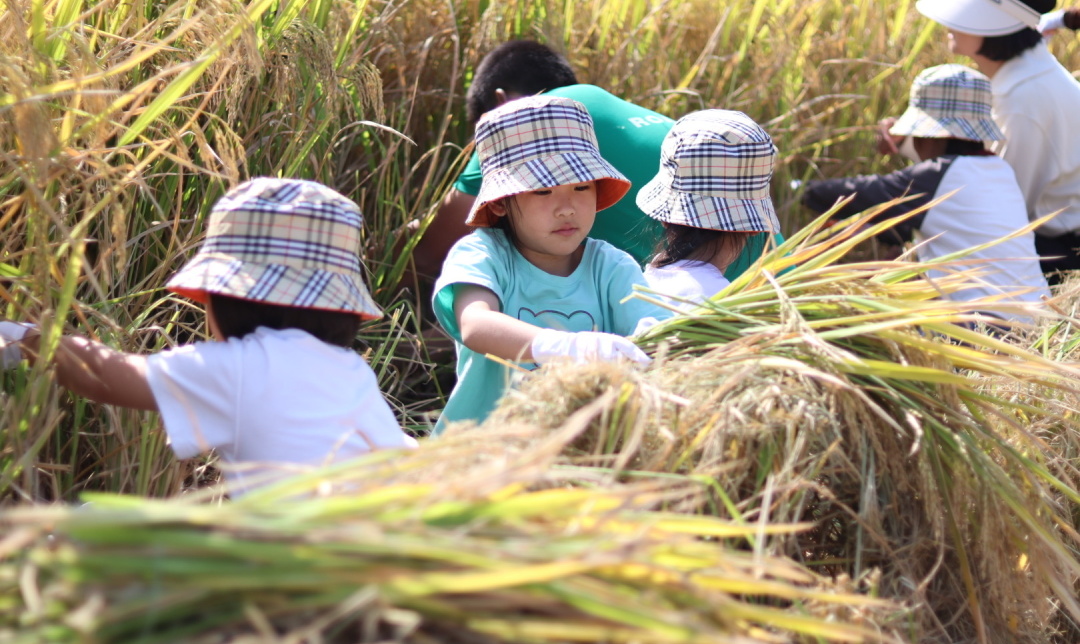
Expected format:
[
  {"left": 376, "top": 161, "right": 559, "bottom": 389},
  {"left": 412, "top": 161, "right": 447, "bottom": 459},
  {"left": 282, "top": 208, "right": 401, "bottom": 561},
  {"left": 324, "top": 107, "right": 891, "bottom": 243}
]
[
  {"left": 3, "top": 0, "right": 1080, "bottom": 641},
  {"left": 0, "top": 440, "right": 904, "bottom": 643},
  {"left": 479, "top": 212, "right": 1080, "bottom": 642}
]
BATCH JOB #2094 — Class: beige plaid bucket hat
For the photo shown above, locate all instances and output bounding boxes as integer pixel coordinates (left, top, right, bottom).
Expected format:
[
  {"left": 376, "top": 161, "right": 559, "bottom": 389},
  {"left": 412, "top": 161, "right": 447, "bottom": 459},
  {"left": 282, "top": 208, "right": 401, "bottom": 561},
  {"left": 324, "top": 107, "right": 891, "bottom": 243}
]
[
  {"left": 167, "top": 178, "right": 382, "bottom": 320},
  {"left": 465, "top": 95, "right": 631, "bottom": 227},
  {"left": 889, "top": 64, "right": 1004, "bottom": 142},
  {"left": 636, "top": 109, "right": 779, "bottom": 233}
]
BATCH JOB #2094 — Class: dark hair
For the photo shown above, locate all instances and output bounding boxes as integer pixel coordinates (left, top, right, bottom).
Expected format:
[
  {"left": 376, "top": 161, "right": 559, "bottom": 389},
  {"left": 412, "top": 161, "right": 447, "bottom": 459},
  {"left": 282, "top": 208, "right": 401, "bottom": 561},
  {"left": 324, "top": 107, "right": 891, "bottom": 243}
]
[
  {"left": 208, "top": 293, "right": 362, "bottom": 348},
  {"left": 651, "top": 223, "right": 752, "bottom": 270},
  {"left": 975, "top": 0, "right": 1055, "bottom": 61},
  {"left": 465, "top": 41, "right": 578, "bottom": 125},
  {"left": 977, "top": 27, "right": 1045, "bottom": 61},
  {"left": 1067, "top": 10, "right": 1080, "bottom": 30},
  {"left": 944, "top": 138, "right": 988, "bottom": 155},
  {"left": 492, "top": 197, "right": 521, "bottom": 247}
]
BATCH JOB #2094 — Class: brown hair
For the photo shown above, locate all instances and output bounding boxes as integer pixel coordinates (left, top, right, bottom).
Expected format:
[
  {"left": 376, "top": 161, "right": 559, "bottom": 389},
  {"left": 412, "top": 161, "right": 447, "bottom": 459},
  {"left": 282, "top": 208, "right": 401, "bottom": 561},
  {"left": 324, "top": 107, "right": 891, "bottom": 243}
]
[
  {"left": 650, "top": 223, "right": 752, "bottom": 271},
  {"left": 208, "top": 294, "right": 362, "bottom": 348}
]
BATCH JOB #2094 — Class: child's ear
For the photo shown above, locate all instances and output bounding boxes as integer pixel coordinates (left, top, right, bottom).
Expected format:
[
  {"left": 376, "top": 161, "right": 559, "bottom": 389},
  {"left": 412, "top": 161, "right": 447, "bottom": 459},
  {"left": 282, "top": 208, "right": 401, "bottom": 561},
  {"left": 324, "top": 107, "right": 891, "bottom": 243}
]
[{"left": 488, "top": 199, "right": 508, "bottom": 217}]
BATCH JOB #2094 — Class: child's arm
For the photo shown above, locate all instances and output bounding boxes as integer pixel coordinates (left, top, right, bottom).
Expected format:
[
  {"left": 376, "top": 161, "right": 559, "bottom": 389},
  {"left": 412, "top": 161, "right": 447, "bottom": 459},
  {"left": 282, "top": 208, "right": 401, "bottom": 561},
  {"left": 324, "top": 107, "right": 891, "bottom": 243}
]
[
  {"left": 802, "top": 163, "right": 938, "bottom": 245},
  {"left": 455, "top": 285, "right": 542, "bottom": 361},
  {"left": 2, "top": 322, "right": 157, "bottom": 411},
  {"left": 454, "top": 285, "right": 649, "bottom": 364}
]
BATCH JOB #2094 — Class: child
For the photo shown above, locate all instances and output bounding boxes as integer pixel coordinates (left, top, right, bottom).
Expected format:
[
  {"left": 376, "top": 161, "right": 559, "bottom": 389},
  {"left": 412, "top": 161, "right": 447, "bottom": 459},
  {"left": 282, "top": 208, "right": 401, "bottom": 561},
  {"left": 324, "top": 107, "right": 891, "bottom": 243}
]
[
  {"left": 1, "top": 178, "right": 417, "bottom": 494},
  {"left": 432, "top": 95, "right": 669, "bottom": 433},
  {"left": 637, "top": 110, "right": 781, "bottom": 303},
  {"left": 801, "top": 64, "right": 1049, "bottom": 320}
]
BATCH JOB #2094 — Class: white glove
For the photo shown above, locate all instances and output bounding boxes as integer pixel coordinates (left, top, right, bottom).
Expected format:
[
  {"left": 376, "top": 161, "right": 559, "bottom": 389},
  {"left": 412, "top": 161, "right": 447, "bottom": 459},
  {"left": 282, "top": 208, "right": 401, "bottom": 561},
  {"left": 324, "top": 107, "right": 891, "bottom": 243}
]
[
  {"left": 1039, "top": 9, "right": 1066, "bottom": 33},
  {"left": 530, "top": 328, "right": 651, "bottom": 365},
  {"left": 0, "top": 322, "right": 35, "bottom": 369}
]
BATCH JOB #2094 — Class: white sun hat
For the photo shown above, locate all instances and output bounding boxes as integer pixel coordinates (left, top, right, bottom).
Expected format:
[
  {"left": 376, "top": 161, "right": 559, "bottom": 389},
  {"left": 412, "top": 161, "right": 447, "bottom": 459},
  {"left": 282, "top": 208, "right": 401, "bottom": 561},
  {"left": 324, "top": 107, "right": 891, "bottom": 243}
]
[{"left": 916, "top": 0, "right": 1043, "bottom": 36}]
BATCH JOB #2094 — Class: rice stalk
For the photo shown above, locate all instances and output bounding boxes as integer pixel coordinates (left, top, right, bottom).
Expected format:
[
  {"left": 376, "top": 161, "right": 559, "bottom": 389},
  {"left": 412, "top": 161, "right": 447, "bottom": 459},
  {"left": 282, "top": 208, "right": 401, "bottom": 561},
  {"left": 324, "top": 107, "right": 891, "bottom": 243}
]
[
  {"left": 0, "top": 439, "right": 903, "bottom": 643},
  {"left": 472, "top": 211, "right": 1080, "bottom": 642}
]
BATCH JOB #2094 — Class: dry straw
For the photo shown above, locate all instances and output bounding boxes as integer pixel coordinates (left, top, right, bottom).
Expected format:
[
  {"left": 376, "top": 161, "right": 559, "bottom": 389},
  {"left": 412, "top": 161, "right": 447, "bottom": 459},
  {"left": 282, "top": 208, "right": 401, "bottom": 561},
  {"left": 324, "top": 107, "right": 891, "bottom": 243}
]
[
  {"left": 3, "top": 0, "right": 1080, "bottom": 642},
  {"left": 1, "top": 432, "right": 902, "bottom": 643},
  {"left": 459, "top": 210, "right": 1080, "bottom": 643}
]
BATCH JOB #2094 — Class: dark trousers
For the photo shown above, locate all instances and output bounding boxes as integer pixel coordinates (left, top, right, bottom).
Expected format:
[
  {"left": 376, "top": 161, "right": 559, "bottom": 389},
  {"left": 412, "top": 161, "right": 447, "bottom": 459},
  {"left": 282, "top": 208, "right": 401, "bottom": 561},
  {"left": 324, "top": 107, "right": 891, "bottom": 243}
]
[{"left": 1035, "top": 233, "right": 1080, "bottom": 285}]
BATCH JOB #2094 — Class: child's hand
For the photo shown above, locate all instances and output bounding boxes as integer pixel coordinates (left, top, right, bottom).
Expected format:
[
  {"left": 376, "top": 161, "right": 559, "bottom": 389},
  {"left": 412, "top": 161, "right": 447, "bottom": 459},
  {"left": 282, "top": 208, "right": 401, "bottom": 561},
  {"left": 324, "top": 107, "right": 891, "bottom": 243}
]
[
  {"left": 531, "top": 329, "right": 651, "bottom": 365},
  {"left": 0, "top": 321, "right": 36, "bottom": 369},
  {"left": 875, "top": 117, "right": 902, "bottom": 157}
]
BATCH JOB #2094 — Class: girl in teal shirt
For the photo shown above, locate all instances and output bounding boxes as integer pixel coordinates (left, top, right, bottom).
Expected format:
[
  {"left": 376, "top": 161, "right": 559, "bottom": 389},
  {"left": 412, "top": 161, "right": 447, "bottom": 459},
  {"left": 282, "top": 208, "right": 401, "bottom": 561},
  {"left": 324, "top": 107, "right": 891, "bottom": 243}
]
[{"left": 432, "top": 95, "right": 670, "bottom": 433}]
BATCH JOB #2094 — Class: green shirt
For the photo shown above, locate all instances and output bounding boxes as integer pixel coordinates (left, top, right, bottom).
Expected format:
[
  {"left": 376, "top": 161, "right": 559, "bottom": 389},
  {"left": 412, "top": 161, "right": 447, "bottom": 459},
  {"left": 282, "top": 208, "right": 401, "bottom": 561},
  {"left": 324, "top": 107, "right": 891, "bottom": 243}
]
[
  {"left": 454, "top": 84, "right": 784, "bottom": 273},
  {"left": 432, "top": 228, "right": 671, "bottom": 433}
]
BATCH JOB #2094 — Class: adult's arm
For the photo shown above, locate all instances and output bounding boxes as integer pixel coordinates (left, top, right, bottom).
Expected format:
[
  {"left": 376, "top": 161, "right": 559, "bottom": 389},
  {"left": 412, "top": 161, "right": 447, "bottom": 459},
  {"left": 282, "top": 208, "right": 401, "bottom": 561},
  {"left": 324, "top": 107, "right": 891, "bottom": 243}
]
[
  {"left": 1039, "top": 9, "right": 1080, "bottom": 33},
  {"left": 412, "top": 190, "right": 477, "bottom": 282}
]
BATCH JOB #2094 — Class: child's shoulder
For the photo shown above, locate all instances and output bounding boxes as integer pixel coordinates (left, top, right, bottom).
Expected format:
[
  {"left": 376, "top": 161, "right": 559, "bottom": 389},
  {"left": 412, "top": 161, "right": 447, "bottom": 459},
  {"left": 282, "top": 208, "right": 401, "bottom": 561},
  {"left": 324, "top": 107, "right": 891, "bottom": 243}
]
[
  {"left": 894, "top": 155, "right": 960, "bottom": 185},
  {"left": 442, "top": 227, "right": 519, "bottom": 274},
  {"left": 581, "top": 237, "right": 646, "bottom": 275},
  {"left": 163, "top": 327, "right": 340, "bottom": 360},
  {"left": 447, "top": 227, "right": 511, "bottom": 256}
]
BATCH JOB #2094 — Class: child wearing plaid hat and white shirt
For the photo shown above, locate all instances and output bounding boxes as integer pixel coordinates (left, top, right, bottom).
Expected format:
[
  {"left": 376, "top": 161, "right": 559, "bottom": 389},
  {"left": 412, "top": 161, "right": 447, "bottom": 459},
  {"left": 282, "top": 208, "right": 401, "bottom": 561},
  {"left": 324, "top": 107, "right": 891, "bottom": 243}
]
[
  {"left": 432, "top": 95, "right": 670, "bottom": 433},
  {"left": 636, "top": 110, "right": 781, "bottom": 303},
  {"left": 1, "top": 178, "right": 416, "bottom": 494},
  {"left": 802, "top": 64, "right": 1049, "bottom": 320}
]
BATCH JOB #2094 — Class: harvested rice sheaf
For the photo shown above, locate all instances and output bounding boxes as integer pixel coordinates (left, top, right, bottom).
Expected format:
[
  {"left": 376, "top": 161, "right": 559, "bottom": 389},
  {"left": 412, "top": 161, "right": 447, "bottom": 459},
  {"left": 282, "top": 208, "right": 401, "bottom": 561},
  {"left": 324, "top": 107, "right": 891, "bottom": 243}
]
[
  {"left": 463, "top": 239, "right": 1080, "bottom": 643},
  {"left": 0, "top": 455, "right": 903, "bottom": 644}
]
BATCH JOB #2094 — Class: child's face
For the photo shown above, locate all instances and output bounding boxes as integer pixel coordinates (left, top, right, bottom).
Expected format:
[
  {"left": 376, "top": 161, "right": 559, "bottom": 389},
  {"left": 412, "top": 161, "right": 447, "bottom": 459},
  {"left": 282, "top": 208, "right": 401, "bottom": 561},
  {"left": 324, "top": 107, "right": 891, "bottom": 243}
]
[
  {"left": 492, "top": 181, "right": 597, "bottom": 273},
  {"left": 947, "top": 29, "right": 983, "bottom": 58}
]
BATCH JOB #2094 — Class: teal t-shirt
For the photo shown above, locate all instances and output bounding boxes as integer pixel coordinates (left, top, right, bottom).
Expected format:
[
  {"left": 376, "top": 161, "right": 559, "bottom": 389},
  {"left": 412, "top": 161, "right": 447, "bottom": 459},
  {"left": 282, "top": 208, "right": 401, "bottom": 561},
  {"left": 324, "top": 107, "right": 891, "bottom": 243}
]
[
  {"left": 432, "top": 228, "right": 671, "bottom": 433},
  {"left": 454, "top": 84, "right": 785, "bottom": 273}
]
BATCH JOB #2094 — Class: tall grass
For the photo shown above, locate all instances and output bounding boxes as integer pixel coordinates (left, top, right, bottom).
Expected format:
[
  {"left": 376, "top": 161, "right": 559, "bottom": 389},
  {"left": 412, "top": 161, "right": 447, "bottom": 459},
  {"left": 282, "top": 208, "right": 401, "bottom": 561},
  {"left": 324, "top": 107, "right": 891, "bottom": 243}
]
[
  {"left": 3, "top": 0, "right": 1079, "bottom": 501},
  {"left": 0, "top": 446, "right": 904, "bottom": 643},
  {"left": 2, "top": 0, "right": 1080, "bottom": 640}
]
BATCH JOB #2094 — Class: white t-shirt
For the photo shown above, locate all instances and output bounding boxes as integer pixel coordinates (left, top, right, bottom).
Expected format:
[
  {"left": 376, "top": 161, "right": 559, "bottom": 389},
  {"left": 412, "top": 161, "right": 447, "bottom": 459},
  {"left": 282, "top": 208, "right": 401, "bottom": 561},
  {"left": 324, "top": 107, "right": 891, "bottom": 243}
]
[
  {"left": 803, "top": 154, "right": 1049, "bottom": 321},
  {"left": 644, "top": 260, "right": 731, "bottom": 306},
  {"left": 145, "top": 327, "right": 416, "bottom": 493},
  {"left": 917, "top": 156, "right": 1049, "bottom": 310}
]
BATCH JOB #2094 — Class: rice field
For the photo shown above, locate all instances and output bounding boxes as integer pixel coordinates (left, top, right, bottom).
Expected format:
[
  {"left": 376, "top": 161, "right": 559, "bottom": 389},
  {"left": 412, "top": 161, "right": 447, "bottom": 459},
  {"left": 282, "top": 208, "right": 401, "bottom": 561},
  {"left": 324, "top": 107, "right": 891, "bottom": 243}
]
[{"left": 2, "top": 0, "right": 1080, "bottom": 641}]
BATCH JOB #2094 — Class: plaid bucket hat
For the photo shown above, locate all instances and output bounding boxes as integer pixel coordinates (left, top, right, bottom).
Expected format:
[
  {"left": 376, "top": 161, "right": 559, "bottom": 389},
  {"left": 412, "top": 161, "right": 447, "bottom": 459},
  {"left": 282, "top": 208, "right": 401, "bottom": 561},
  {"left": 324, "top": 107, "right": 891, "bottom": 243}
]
[
  {"left": 167, "top": 178, "right": 382, "bottom": 320},
  {"left": 635, "top": 109, "right": 779, "bottom": 233},
  {"left": 889, "top": 64, "right": 1004, "bottom": 142},
  {"left": 465, "top": 95, "right": 631, "bottom": 227}
]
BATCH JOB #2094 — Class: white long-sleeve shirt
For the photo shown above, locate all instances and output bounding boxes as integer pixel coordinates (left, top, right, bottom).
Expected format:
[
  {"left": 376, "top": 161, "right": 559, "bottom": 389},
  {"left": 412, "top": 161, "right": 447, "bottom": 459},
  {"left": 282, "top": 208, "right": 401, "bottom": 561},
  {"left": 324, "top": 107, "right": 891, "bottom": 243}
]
[{"left": 990, "top": 42, "right": 1080, "bottom": 237}]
